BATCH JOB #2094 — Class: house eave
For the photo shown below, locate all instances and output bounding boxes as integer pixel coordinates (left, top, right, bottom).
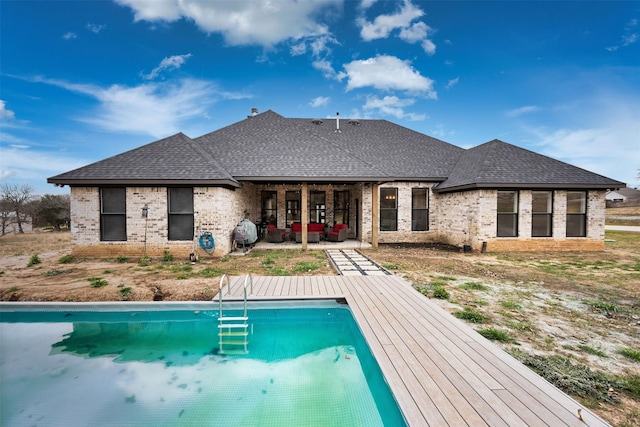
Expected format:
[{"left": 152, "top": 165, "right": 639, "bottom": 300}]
[
  {"left": 433, "top": 182, "right": 626, "bottom": 193},
  {"left": 47, "top": 178, "right": 242, "bottom": 189}
]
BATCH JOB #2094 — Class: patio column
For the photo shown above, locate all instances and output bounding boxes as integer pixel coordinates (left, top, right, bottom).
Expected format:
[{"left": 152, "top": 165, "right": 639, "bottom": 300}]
[
  {"left": 301, "top": 182, "right": 308, "bottom": 250},
  {"left": 372, "top": 183, "right": 379, "bottom": 248}
]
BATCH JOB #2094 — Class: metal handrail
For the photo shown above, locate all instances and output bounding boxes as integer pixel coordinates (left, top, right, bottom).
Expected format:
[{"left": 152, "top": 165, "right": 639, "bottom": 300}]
[
  {"left": 217, "top": 274, "right": 229, "bottom": 317},
  {"left": 241, "top": 273, "right": 253, "bottom": 318}
]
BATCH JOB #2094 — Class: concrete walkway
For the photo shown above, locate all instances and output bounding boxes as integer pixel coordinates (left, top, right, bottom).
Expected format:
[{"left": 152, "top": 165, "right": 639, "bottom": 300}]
[{"left": 326, "top": 249, "right": 391, "bottom": 276}]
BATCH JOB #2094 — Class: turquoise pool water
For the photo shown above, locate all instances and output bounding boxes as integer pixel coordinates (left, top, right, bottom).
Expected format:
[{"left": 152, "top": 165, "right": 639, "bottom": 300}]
[{"left": 0, "top": 302, "right": 406, "bottom": 426}]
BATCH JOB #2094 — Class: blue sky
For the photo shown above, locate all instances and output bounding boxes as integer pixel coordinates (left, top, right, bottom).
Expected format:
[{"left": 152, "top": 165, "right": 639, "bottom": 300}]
[{"left": 1, "top": 0, "right": 638, "bottom": 195}]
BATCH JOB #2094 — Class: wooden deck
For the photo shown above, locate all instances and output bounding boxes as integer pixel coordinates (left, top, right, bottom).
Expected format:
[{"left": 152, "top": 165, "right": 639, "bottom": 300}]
[{"left": 217, "top": 275, "right": 609, "bottom": 426}]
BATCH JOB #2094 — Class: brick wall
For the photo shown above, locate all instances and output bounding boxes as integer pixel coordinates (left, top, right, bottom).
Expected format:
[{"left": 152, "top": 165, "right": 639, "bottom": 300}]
[{"left": 69, "top": 185, "right": 608, "bottom": 256}]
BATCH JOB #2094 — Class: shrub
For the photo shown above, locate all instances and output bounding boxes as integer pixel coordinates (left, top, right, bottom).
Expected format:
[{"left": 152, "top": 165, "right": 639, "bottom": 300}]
[
  {"left": 115, "top": 255, "right": 129, "bottom": 263},
  {"left": 138, "top": 255, "right": 151, "bottom": 266},
  {"left": 586, "top": 299, "right": 619, "bottom": 315},
  {"left": 432, "top": 284, "right": 450, "bottom": 300},
  {"left": 292, "top": 261, "right": 320, "bottom": 272},
  {"left": 383, "top": 262, "right": 402, "bottom": 270},
  {"left": 459, "top": 282, "right": 488, "bottom": 291},
  {"left": 58, "top": 254, "right": 74, "bottom": 264},
  {"left": 478, "top": 328, "right": 516, "bottom": 343},
  {"left": 453, "top": 307, "right": 486, "bottom": 323},
  {"left": 509, "top": 350, "right": 620, "bottom": 403},
  {"left": 27, "top": 254, "right": 41, "bottom": 267},
  {"left": 118, "top": 287, "right": 132, "bottom": 300},
  {"left": 162, "top": 250, "right": 174, "bottom": 262},
  {"left": 500, "top": 300, "right": 522, "bottom": 310},
  {"left": 88, "top": 277, "right": 108, "bottom": 288}
]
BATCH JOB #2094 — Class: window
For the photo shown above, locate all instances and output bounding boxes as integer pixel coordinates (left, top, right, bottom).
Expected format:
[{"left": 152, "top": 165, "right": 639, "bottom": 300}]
[
  {"left": 261, "top": 191, "right": 277, "bottom": 225},
  {"left": 309, "top": 191, "right": 326, "bottom": 223},
  {"left": 333, "top": 190, "right": 350, "bottom": 225},
  {"left": 168, "top": 188, "right": 194, "bottom": 241},
  {"left": 566, "top": 191, "right": 587, "bottom": 237},
  {"left": 380, "top": 188, "right": 398, "bottom": 231},
  {"left": 285, "top": 191, "right": 300, "bottom": 227},
  {"left": 497, "top": 190, "right": 518, "bottom": 237},
  {"left": 532, "top": 191, "right": 553, "bottom": 237},
  {"left": 100, "top": 187, "right": 126, "bottom": 241},
  {"left": 412, "top": 188, "right": 429, "bottom": 231}
]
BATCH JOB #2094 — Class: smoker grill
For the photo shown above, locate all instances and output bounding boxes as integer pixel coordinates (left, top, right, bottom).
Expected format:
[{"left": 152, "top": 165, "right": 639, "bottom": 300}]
[{"left": 233, "top": 219, "right": 258, "bottom": 252}]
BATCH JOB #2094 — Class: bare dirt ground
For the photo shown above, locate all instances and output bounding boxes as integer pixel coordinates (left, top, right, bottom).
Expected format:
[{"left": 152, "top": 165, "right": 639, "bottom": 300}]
[{"left": 1, "top": 210, "right": 638, "bottom": 426}]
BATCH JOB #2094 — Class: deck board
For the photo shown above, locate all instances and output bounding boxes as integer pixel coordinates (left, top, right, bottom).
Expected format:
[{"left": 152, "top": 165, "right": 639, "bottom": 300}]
[{"left": 215, "top": 275, "right": 609, "bottom": 427}]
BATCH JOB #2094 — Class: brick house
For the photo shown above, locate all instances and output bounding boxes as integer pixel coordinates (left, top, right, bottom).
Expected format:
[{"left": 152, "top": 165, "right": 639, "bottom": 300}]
[{"left": 48, "top": 110, "right": 624, "bottom": 256}]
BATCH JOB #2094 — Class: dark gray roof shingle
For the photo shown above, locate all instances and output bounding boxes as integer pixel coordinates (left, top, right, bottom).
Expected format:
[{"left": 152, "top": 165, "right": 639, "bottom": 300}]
[
  {"left": 48, "top": 132, "right": 239, "bottom": 187},
  {"left": 48, "top": 111, "right": 625, "bottom": 190},
  {"left": 434, "top": 139, "right": 624, "bottom": 192}
]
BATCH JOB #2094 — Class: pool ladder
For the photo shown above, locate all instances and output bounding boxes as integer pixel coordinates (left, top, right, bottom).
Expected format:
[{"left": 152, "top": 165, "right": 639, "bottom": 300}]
[{"left": 216, "top": 273, "right": 253, "bottom": 354}]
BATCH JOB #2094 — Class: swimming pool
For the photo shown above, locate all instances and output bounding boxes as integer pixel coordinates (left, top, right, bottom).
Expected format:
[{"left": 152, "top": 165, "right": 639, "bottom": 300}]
[{"left": 0, "top": 301, "right": 407, "bottom": 426}]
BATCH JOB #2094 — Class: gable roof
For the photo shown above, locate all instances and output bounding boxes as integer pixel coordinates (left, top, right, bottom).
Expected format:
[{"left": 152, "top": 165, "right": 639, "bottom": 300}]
[
  {"left": 48, "top": 110, "right": 625, "bottom": 191},
  {"left": 434, "top": 139, "right": 624, "bottom": 193},
  {"left": 48, "top": 132, "right": 240, "bottom": 188},
  {"left": 193, "top": 110, "right": 464, "bottom": 181}
]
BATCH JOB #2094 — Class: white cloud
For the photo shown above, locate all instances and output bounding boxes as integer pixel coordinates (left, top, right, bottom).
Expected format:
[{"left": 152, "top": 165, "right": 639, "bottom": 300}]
[
  {"left": 506, "top": 105, "right": 539, "bottom": 117},
  {"left": 0, "top": 100, "right": 16, "bottom": 120},
  {"left": 290, "top": 42, "right": 307, "bottom": 56},
  {"left": 313, "top": 59, "right": 339, "bottom": 79},
  {"left": 339, "top": 55, "right": 437, "bottom": 98},
  {"left": 445, "top": 77, "right": 459, "bottom": 89},
  {"left": 86, "top": 23, "right": 106, "bottom": 34},
  {"left": 421, "top": 39, "right": 436, "bottom": 55},
  {"left": 363, "top": 95, "right": 426, "bottom": 121},
  {"left": 62, "top": 32, "right": 77, "bottom": 40},
  {"left": 399, "top": 21, "right": 429, "bottom": 43},
  {"left": 309, "top": 96, "right": 330, "bottom": 108},
  {"left": 357, "top": 1, "right": 424, "bottom": 41},
  {"left": 142, "top": 54, "right": 192, "bottom": 80},
  {"left": 29, "top": 76, "right": 250, "bottom": 138},
  {"left": 359, "top": 0, "right": 377, "bottom": 9},
  {"left": 116, "top": 0, "right": 341, "bottom": 48},
  {"left": 356, "top": 1, "right": 437, "bottom": 55}
]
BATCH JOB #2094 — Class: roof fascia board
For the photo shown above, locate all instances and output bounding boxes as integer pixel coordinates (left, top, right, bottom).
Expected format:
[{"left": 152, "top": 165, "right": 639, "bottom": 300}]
[
  {"left": 433, "top": 182, "right": 626, "bottom": 193},
  {"left": 47, "top": 179, "right": 242, "bottom": 188}
]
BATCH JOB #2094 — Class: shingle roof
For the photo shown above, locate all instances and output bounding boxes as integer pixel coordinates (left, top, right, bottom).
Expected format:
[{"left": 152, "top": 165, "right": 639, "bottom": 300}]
[
  {"left": 434, "top": 139, "right": 624, "bottom": 192},
  {"left": 193, "top": 110, "right": 463, "bottom": 181},
  {"left": 48, "top": 132, "right": 239, "bottom": 187},
  {"left": 48, "top": 110, "right": 625, "bottom": 190}
]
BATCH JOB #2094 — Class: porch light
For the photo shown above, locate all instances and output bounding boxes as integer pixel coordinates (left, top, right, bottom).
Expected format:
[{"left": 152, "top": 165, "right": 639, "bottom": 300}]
[{"left": 142, "top": 205, "right": 149, "bottom": 218}]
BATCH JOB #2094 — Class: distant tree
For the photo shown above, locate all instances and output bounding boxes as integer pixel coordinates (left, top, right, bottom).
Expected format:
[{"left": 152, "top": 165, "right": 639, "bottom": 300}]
[
  {"left": 0, "top": 184, "right": 34, "bottom": 234},
  {"left": 36, "top": 194, "right": 70, "bottom": 231},
  {"left": 0, "top": 197, "right": 12, "bottom": 236}
]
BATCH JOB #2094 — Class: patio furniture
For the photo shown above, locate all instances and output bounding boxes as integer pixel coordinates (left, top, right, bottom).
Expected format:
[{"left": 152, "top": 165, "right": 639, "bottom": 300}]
[
  {"left": 266, "top": 224, "right": 286, "bottom": 243},
  {"left": 327, "top": 223, "right": 348, "bottom": 242},
  {"left": 295, "top": 231, "right": 320, "bottom": 243},
  {"left": 291, "top": 222, "right": 325, "bottom": 240}
]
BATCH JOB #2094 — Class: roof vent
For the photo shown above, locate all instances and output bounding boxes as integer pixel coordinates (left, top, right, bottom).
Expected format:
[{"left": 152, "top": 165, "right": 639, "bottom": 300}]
[
  {"left": 335, "top": 112, "right": 341, "bottom": 133},
  {"left": 251, "top": 107, "right": 258, "bottom": 116},
  {"left": 349, "top": 119, "right": 360, "bottom": 126},
  {"left": 311, "top": 119, "right": 323, "bottom": 125}
]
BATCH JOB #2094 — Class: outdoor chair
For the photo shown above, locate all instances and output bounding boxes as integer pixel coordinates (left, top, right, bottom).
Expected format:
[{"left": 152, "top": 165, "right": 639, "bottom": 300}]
[
  {"left": 266, "top": 224, "right": 286, "bottom": 243},
  {"left": 327, "top": 223, "right": 347, "bottom": 242}
]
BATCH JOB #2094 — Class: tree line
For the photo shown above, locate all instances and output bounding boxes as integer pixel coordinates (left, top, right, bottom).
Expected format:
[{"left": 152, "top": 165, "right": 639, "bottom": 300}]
[{"left": 0, "top": 184, "right": 70, "bottom": 235}]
